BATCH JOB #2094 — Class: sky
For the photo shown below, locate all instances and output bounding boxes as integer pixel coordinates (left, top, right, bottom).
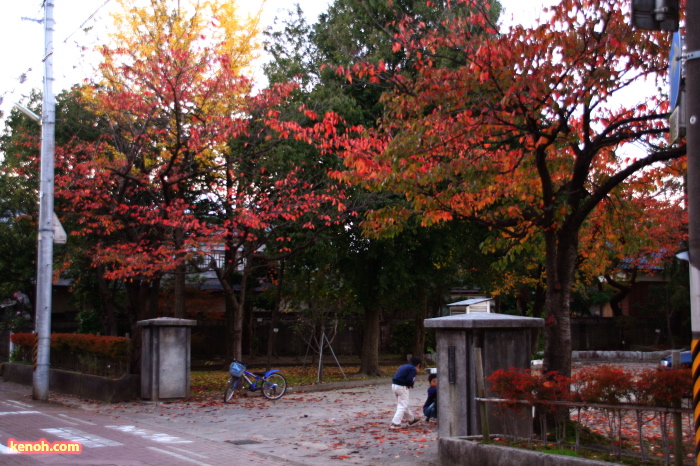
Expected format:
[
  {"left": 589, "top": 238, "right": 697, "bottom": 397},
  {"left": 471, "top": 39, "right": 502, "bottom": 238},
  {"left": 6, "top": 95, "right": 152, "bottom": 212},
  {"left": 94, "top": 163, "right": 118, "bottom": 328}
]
[{"left": 0, "top": 0, "right": 553, "bottom": 120}]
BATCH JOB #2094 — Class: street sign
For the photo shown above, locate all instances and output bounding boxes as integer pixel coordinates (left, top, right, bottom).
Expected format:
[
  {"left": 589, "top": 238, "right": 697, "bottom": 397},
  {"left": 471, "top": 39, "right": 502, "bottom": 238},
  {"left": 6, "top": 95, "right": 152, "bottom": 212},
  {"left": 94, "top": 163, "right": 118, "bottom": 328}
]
[
  {"left": 670, "top": 31, "right": 684, "bottom": 109},
  {"left": 669, "top": 97, "right": 686, "bottom": 144}
]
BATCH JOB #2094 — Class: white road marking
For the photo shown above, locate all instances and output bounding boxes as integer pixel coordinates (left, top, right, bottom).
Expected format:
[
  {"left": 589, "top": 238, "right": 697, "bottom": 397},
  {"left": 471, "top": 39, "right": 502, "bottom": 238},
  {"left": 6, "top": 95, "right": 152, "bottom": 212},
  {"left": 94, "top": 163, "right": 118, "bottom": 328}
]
[
  {"left": 41, "top": 428, "right": 123, "bottom": 448},
  {"left": 57, "top": 414, "right": 96, "bottom": 425},
  {"left": 147, "top": 447, "right": 211, "bottom": 466},
  {"left": 38, "top": 413, "right": 79, "bottom": 425},
  {"left": 0, "top": 411, "right": 40, "bottom": 416},
  {"left": 0, "top": 443, "right": 19, "bottom": 454},
  {"left": 166, "top": 445, "right": 209, "bottom": 458},
  {"left": 106, "top": 425, "right": 193, "bottom": 444},
  {"left": 6, "top": 400, "right": 33, "bottom": 408}
]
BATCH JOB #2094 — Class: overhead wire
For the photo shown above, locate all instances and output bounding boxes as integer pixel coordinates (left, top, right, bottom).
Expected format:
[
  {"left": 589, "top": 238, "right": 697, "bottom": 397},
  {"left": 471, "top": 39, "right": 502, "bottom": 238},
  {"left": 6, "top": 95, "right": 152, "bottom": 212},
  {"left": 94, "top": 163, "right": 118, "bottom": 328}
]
[{"left": 2, "top": 0, "right": 113, "bottom": 112}]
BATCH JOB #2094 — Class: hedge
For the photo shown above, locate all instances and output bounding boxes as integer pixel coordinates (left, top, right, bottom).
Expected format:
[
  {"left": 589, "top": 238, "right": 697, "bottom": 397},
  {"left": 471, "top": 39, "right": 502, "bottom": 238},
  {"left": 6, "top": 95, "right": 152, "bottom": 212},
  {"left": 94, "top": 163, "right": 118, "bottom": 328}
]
[{"left": 11, "top": 333, "right": 130, "bottom": 361}]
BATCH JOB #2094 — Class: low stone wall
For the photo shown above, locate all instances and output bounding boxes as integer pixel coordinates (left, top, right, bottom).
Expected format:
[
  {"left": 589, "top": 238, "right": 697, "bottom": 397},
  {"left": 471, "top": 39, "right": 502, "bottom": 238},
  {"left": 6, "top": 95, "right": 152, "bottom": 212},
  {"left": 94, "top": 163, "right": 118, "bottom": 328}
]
[
  {"left": 439, "top": 437, "right": 613, "bottom": 466},
  {"left": 572, "top": 350, "right": 673, "bottom": 362},
  {"left": 2, "top": 363, "right": 139, "bottom": 403}
]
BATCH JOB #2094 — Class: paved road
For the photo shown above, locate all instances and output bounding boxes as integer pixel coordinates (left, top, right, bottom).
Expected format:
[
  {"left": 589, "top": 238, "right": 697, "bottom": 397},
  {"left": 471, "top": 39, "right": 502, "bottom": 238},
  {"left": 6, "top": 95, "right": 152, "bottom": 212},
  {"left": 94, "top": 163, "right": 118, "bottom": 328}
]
[{"left": 0, "top": 378, "right": 438, "bottom": 465}]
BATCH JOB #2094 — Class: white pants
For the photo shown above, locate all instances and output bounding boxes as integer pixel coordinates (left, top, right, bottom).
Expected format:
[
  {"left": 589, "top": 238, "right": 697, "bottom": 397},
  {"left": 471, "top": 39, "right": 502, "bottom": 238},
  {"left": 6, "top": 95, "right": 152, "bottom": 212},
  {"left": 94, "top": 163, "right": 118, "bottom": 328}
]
[{"left": 391, "top": 384, "right": 415, "bottom": 425}]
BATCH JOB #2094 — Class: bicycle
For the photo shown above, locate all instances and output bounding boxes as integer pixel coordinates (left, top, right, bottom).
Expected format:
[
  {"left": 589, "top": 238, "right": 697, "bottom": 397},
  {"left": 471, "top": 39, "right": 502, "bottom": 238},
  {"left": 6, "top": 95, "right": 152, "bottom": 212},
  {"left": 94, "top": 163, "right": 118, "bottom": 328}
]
[{"left": 223, "top": 360, "right": 288, "bottom": 401}]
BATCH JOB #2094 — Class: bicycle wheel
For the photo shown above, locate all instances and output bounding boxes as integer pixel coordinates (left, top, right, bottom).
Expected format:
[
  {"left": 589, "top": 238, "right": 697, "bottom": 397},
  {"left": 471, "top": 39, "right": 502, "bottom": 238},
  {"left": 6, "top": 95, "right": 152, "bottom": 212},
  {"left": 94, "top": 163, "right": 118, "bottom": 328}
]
[
  {"left": 223, "top": 376, "right": 238, "bottom": 402},
  {"left": 261, "top": 373, "right": 287, "bottom": 400}
]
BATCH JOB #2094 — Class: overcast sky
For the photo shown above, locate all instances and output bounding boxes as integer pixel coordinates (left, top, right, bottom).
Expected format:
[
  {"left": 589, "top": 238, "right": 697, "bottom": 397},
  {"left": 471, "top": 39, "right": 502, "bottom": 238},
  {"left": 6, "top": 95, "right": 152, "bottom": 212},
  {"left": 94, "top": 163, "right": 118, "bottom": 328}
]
[{"left": 0, "top": 0, "right": 552, "bottom": 119}]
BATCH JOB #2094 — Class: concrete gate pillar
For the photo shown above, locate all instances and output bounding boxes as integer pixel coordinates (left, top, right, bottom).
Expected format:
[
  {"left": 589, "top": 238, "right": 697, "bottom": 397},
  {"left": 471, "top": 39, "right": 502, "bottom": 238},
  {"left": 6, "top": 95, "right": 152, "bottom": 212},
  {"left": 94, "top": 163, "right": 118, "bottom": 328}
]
[
  {"left": 424, "top": 313, "right": 544, "bottom": 439},
  {"left": 138, "top": 317, "right": 196, "bottom": 401}
]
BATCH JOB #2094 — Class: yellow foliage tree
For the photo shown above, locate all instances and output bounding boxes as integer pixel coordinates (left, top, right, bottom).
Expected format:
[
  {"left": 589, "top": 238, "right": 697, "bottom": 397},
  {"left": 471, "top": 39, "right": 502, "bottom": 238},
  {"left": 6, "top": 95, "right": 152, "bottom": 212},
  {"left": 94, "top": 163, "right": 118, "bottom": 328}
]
[
  {"left": 107, "top": 0, "right": 261, "bottom": 74},
  {"left": 75, "top": 0, "right": 264, "bottom": 321}
]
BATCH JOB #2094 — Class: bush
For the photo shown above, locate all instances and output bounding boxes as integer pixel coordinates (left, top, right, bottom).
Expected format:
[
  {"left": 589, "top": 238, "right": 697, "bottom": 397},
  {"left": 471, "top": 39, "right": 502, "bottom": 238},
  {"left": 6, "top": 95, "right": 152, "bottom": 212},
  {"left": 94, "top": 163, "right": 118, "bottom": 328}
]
[
  {"left": 489, "top": 365, "right": 690, "bottom": 409},
  {"left": 571, "top": 365, "right": 633, "bottom": 405},
  {"left": 76, "top": 310, "right": 103, "bottom": 334},
  {"left": 11, "top": 333, "right": 130, "bottom": 361},
  {"left": 487, "top": 367, "right": 569, "bottom": 412},
  {"left": 634, "top": 368, "right": 691, "bottom": 407}
]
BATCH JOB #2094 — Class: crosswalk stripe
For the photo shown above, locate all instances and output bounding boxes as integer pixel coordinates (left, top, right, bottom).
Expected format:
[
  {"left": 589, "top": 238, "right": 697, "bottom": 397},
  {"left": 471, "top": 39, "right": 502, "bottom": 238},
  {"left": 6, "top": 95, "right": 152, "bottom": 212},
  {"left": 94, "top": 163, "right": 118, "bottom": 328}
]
[
  {"left": 0, "top": 411, "right": 40, "bottom": 416},
  {"left": 147, "top": 447, "right": 211, "bottom": 466},
  {"left": 166, "top": 445, "right": 209, "bottom": 458},
  {"left": 106, "top": 425, "right": 193, "bottom": 444},
  {"left": 6, "top": 400, "right": 33, "bottom": 408},
  {"left": 41, "top": 428, "right": 123, "bottom": 448},
  {"left": 0, "top": 443, "right": 19, "bottom": 455}
]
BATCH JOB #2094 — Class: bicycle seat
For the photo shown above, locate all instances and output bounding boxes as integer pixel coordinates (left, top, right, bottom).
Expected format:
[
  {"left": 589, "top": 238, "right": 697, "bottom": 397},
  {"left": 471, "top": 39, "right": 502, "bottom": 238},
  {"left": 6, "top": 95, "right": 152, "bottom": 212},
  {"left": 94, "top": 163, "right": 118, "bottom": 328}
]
[{"left": 253, "top": 371, "right": 267, "bottom": 377}]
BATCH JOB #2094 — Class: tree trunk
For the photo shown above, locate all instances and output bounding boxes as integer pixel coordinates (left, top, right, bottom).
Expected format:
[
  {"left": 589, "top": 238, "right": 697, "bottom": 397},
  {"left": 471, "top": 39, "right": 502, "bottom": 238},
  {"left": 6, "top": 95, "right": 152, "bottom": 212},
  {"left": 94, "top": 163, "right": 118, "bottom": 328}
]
[
  {"left": 266, "top": 261, "right": 284, "bottom": 371},
  {"left": 125, "top": 279, "right": 161, "bottom": 375},
  {"left": 359, "top": 304, "right": 382, "bottom": 376},
  {"left": 606, "top": 269, "right": 636, "bottom": 317},
  {"left": 230, "top": 257, "right": 251, "bottom": 361},
  {"left": 172, "top": 263, "right": 186, "bottom": 318},
  {"left": 224, "top": 288, "right": 236, "bottom": 361},
  {"left": 542, "top": 230, "right": 577, "bottom": 379},
  {"left": 96, "top": 266, "right": 118, "bottom": 336},
  {"left": 412, "top": 292, "right": 427, "bottom": 359}
]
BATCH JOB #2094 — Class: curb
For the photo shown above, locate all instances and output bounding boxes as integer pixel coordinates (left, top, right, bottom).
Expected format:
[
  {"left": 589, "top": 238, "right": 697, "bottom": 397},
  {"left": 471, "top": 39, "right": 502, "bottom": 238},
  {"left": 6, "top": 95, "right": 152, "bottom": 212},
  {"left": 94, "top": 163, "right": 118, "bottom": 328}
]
[{"left": 286, "top": 377, "right": 392, "bottom": 394}]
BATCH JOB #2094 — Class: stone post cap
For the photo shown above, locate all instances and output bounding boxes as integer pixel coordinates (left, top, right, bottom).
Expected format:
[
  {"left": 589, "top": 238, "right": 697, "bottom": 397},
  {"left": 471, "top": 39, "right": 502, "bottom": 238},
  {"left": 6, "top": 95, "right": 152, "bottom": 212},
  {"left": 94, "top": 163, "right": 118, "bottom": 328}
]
[
  {"left": 424, "top": 312, "right": 544, "bottom": 329},
  {"left": 136, "top": 317, "right": 197, "bottom": 327}
]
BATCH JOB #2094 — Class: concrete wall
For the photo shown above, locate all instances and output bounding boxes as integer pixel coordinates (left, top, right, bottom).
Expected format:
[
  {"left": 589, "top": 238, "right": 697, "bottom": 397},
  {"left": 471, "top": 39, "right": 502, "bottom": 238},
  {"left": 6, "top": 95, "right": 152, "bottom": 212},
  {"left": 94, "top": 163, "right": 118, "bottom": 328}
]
[
  {"left": 2, "top": 363, "right": 139, "bottom": 403},
  {"left": 426, "top": 313, "right": 543, "bottom": 440},
  {"left": 439, "top": 437, "right": 614, "bottom": 466},
  {"left": 434, "top": 327, "right": 533, "bottom": 438},
  {"left": 139, "top": 318, "right": 195, "bottom": 401}
]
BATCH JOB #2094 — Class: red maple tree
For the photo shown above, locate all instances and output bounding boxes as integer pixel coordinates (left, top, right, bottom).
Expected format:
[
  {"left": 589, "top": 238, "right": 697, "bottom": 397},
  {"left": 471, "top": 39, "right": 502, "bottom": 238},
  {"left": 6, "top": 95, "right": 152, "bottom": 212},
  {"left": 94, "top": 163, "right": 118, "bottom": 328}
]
[
  {"left": 55, "top": 4, "right": 349, "bottom": 360},
  {"left": 313, "top": 0, "right": 687, "bottom": 377}
]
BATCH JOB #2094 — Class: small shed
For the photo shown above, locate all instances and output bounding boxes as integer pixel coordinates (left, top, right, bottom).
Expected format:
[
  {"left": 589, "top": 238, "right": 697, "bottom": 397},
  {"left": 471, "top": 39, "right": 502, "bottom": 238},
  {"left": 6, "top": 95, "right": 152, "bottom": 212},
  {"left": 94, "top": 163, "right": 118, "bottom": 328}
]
[{"left": 447, "top": 298, "right": 494, "bottom": 315}]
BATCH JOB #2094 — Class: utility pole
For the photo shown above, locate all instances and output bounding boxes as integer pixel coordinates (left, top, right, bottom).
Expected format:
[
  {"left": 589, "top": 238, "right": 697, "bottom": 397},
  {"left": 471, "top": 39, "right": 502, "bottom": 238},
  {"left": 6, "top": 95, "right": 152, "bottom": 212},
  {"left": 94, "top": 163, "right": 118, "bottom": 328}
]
[
  {"left": 685, "top": 0, "right": 700, "bottom": 462},
  {"left": 632, "top": 0, "right": 698, "bottom": 462},
  {"left": 33, "top": 0, "right": 56, "bottom": 401}
]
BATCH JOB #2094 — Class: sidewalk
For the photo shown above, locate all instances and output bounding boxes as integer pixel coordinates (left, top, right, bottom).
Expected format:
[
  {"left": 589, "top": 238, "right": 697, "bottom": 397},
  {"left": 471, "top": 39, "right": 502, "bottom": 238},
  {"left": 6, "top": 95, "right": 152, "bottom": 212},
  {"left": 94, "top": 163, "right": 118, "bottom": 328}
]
[{"left": 0, "top": 377, "right": 439, "bottom": 465}]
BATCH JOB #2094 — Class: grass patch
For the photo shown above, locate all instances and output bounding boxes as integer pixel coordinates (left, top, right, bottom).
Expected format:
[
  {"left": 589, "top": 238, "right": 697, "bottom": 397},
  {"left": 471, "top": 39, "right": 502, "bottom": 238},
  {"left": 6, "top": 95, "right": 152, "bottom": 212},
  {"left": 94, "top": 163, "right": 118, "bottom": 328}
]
[
  {"left": 190, "top": 364, "right": 423, "bottom": 398},
  {"left": 540, "top": 447, "right": 579, "bottom": 457}
]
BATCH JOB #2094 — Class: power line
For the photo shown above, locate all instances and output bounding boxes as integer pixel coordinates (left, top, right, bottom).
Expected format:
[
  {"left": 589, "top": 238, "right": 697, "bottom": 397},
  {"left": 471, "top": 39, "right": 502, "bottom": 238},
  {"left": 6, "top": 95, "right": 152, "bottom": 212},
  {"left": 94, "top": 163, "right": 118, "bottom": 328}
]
[{"left": 62, "top": 0, "right": 112, "bottom": 45}]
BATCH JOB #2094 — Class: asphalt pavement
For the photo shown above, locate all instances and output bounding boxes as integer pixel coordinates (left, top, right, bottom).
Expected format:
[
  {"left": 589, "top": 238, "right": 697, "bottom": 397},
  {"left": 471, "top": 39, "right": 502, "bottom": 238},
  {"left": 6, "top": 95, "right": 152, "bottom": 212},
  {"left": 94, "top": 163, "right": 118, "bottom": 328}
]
[{"left": 0, "top": 376, "right": 438, "bottom": 465}]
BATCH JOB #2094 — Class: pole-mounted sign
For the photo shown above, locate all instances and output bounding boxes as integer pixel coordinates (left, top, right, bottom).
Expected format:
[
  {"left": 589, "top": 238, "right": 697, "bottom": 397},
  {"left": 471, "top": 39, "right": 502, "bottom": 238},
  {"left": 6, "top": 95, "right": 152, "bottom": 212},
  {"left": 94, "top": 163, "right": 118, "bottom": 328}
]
[{"left": 669, "top": 31, "right": 686, "bottom": 144}]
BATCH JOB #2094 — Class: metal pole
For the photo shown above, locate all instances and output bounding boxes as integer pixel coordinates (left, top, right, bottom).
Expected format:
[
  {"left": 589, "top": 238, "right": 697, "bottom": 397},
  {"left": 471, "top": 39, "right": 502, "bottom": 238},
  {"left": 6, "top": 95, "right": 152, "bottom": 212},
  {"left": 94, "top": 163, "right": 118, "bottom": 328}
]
[
  {"left": 317, "top": 326, "right": 324, "bottom": 383},
  {"left": 323, "top": 332, "right": 347, "bottom": 380},
  {"left": 33, "top": 0, "right": 56, "bottom": 401}
]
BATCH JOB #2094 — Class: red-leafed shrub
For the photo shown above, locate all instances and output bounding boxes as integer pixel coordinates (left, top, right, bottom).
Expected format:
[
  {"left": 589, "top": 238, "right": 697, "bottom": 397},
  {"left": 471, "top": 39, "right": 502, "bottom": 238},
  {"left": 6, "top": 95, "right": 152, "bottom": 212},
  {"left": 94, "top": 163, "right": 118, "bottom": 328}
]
[
  {"left": 634, "top": 368, "right": 691, "bottom": 407},
  {"left": 489, "top": 365, "right": 690, "bottom": 409},
  {"left": 11, "top": 333, "right": 130, "bottom": 361},
  {"left": 487, "top": 367, "right": 570, "bottom": 411},
  {"left": 10, "top": 332, "right": 37, "bottom": 348},
  {"left": 571, "top": 365, "right": 633, "bottom": 405}
]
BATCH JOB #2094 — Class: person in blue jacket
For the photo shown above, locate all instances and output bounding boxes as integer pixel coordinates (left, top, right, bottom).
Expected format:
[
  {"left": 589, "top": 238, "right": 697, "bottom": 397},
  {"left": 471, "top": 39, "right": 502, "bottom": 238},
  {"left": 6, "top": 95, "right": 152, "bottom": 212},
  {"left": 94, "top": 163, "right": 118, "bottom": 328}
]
[
  {"left": 423, "top": 373, "right": 437, "bottom": 422},
  {"left": 390, "top": 356, "right": 422, "bottom": 429}
]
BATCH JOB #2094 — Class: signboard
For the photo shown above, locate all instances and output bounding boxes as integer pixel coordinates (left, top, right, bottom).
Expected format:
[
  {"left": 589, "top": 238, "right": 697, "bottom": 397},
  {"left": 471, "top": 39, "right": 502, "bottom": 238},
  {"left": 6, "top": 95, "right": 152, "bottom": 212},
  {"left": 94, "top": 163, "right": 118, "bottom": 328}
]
[{"left": 670, "top": 31, "right": 684, "bottom": 109}]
